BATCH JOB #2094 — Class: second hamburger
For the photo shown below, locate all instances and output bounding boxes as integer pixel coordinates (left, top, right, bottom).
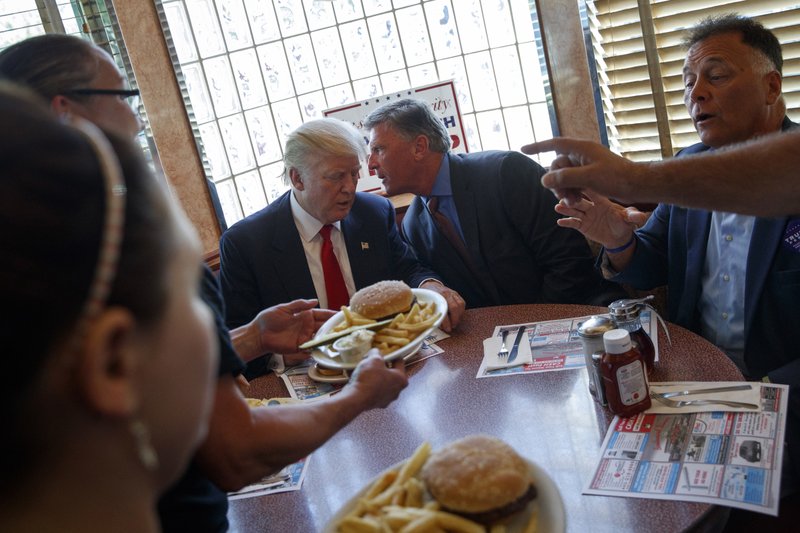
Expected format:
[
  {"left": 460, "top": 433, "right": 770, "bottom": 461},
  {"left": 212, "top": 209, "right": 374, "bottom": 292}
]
[{"left": 421, "top": 435, "right": 538, "bottom": 526}]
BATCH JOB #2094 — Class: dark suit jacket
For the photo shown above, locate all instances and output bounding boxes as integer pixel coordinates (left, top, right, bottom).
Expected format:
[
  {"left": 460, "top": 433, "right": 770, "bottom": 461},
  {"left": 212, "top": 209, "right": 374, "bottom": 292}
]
[
  {"left": 219, "top": 190, "right": 440, "bottom": 329},
  {"left": 402, "top": 151, "right": 624, "bottom": 308},
  {"left": 612, "top": 117, "right": 800, "bottom": 476}
]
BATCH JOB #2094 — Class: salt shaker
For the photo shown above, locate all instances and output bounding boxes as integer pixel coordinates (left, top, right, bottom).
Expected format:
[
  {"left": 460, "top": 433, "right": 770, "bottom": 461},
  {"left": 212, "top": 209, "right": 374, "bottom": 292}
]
[
  {"left": 577, "top": 315, "right": 614, "bottom": 405},
  {"left": 609, "top": 297, "right": 656, "bottom": 372}
]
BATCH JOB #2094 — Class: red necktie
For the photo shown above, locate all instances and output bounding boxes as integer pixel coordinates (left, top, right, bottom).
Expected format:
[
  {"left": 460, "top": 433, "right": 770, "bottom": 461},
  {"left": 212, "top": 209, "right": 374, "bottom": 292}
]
[
  {"left": 319, "top": 224, "right": 349, "bottom": 311},
  {"left": 427, "top": 196, "right": 471, "bottom": 263}
]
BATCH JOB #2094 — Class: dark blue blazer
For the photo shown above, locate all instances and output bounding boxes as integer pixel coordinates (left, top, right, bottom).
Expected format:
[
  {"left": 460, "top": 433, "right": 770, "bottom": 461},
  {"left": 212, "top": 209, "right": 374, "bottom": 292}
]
[
  {"left": 402, "top": 151, "right": 624, "bottom": 308},
  {"left": 219, "top": 190, "right": 440, "bottom": 329},
  {"left": 612, "top": 117, "right": 800, "bottom": 476}
]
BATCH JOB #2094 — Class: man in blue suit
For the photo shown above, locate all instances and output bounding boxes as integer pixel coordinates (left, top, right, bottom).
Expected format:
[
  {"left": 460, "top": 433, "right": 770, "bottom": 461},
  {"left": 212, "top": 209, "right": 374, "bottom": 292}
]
[
  {"left": 551, "top": 14, "right": 800, "bottom": 484},
  {"left": 219, "top": 118, "right": 465, "bottom": 374},
  {"left": 363, "top": 99, "right": 625, "bottom": 308}
]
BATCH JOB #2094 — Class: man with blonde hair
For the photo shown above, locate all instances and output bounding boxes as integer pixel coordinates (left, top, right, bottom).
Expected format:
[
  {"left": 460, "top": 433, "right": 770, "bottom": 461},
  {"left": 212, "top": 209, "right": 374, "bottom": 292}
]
[{"left": 220, "top": 118, "right": 464, "bottom": 376}]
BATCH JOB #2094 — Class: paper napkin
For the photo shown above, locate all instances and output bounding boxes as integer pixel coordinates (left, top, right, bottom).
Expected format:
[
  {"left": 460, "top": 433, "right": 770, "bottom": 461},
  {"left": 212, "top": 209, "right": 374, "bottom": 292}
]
[
  {"left": 482, "top": 332, "right": 533, "bottom": 371},
  {"left": 647, "top": 381, "right": 761, "bottom": 414}
]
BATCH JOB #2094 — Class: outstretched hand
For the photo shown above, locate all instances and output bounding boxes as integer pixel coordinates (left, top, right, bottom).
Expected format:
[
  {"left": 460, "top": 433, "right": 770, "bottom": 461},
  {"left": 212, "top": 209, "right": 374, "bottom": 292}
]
[
  {"left": 553, "top": 190, "right": 647, "bottom": 249},
  {"left": 252, "top": 299, "right": 335, "bottom": 354},
  {"left": 521, "top": 138, "right": 640, "bottom": 205}
]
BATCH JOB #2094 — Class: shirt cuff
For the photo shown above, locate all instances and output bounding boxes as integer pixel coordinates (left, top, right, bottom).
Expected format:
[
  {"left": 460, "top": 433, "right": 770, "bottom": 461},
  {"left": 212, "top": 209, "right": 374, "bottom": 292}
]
[{"left": 418, "top": 277, "right": 443, "bottom": 288}]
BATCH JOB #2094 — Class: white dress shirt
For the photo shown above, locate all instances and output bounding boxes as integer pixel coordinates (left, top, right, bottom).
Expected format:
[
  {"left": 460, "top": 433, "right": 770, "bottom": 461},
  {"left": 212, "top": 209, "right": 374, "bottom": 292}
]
[{"left": 289, "top": 191, "right": 356, "bottom": 309}]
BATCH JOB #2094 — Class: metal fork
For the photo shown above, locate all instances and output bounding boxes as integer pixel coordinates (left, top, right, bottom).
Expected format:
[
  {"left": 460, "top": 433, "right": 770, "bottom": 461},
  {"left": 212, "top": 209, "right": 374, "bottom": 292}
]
[
  {"left": 651, "top": 394, "right": 758, "bottom": 409},
  {"left": 497, "top": 329, "right": 510, "bottom": 358}
]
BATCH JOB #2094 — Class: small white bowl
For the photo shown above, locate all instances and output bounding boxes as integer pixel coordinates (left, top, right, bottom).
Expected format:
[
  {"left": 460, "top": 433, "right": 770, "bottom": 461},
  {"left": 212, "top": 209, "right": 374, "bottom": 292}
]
[{"left": 333, "top": 329, "right": 375, "bottom": 365}]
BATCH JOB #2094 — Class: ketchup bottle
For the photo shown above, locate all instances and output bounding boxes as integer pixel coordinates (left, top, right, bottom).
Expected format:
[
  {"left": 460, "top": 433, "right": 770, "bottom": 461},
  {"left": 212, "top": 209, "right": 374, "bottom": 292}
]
[
  {"left": 600, "top": 329, "right": 651, "bottom": 417},
  {"left": 609, "top": 298, "right": 656, "bottom": 372}
]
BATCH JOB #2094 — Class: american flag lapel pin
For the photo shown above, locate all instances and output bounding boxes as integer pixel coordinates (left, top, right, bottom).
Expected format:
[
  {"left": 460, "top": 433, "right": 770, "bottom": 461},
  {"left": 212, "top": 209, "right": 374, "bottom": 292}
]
[{"left": 361, "top": 242, "right": 369, "bottom": 250}]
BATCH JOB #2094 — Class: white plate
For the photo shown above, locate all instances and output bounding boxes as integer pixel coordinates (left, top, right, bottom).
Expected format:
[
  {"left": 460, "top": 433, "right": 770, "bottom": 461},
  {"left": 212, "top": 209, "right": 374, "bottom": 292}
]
[
  {"left": 307, "top": 364, "right": 350, "bottom": 384},
  {"left": 324, "top": 457, "right": 566, "bottom": 533},
  {"left": 310, "top": 288, "right": 447, "bottom": 370}
]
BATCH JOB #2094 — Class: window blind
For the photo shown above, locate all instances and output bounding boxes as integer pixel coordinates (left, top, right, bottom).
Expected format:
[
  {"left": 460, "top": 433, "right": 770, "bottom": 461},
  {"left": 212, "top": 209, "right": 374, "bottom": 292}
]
[{"left": 587, "top": 0, "right": 800, "bottom": 161}]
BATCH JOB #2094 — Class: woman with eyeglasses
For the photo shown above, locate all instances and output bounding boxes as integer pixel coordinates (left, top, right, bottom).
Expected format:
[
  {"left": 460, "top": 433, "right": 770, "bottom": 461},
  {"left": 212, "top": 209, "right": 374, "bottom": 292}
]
[
  {"left": 0, "top": 33, "right": 143, "bottom": 138},
  {"left": 0, "top": 82, "right": 218, "bottom": 531}
]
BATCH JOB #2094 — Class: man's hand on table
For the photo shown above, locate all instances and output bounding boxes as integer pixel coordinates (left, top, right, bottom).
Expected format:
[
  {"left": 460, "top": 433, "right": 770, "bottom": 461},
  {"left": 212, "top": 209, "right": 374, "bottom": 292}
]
[
  {"left": 346, "top": 351, "right": 408, "bottom": 409},
  {"left": 419, "top": 279, "right": 465, "bottom": 332}
]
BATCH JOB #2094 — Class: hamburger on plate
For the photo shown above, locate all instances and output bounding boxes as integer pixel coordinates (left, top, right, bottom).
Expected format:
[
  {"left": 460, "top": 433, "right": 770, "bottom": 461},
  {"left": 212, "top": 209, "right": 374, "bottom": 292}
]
[
  {"left": 348, "top": 280, "right": 415, "bottom": 320},
  {"left": 422, "top": 434, "right": 538, "bottom": 526}
]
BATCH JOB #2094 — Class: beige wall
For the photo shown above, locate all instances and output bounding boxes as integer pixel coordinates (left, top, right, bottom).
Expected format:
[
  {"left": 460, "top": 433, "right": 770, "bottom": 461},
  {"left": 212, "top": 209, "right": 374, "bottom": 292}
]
[
  {"left": 114, "top": 1, "right": 595, "bottom": 256},
  {"left": 114, "top": 2, "right": 221, "bottom": 255}
]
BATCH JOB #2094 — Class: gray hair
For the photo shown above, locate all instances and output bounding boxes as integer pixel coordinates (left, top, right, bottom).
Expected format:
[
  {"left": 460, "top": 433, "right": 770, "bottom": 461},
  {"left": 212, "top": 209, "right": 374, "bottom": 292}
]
[
  {"left": 283, "top": 118, "right": 366, "bottom": 185},
  {"left": 684, "top": 14, "right": 783, "bottom": 75},
  {"left": 363, "top": 98, "right": 450, "bottom": 153},
  {"left": 0, "top": 34, "right": 101, "bottom": 103}
]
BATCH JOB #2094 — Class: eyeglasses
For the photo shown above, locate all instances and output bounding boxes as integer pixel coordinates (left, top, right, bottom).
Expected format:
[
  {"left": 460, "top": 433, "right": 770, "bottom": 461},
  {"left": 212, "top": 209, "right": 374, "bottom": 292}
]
[{"left": 63, "top": 88, "right": 141, "bottom": 109}]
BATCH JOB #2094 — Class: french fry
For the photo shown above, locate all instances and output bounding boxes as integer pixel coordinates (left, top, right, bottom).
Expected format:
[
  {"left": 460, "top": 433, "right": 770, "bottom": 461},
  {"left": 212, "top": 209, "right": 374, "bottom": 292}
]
[
  {"left": 369, "top": 483, "right": 404, "bottom": 506},
  {"left": 391, "top": 487, "right": 406, "bottom": 506},
  {"left": 378, "top": 328, "right": 410, "bottom": 338},
  {"left": 373, "top": 335, "right": 411, "bottom": 346},
  {"left": 397, "top": 313, "right": 441, "bottom": 332},
  {"left": 364, "top": 469, "right": 398, "bottom": 499},
  {"left": 403, "top": 478, "right": 424, "bottom": 508},
  {"left": 376, "top": 342, "right": 391, "bottom": 354},
  {"left": 398, "top": 513, "right": 437, "bottom": 533},
  {"left": 341, "top": 306, "right": 375, "bottom": 327},
  {"left": 338, "top": 515, "right": 381, "bottom": 533},
  {"left": 383, "top": 510, "right": 414, "bottom": 530},
  {"left": 423, "top": 501, "right": 440, "bottom": 511},
  {"left": 522, "top": 504, "right": 539, "bottom": 533},
  {"left": 405, "top": 303, "right": 421, "bottom": 323},
  {"left": 431, "top": 511, "right": 485, "bottom": 533},
  {"left": 395, "top": 441, "right": 431, "bottom": 485}
]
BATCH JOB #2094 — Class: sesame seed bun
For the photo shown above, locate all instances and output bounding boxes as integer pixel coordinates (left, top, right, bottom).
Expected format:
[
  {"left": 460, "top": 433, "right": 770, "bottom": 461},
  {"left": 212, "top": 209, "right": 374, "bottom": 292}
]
[
  {"left": 421, "top": 435, "right": 537, "bottom": 525},
  {"left": 349, "top": 280, "right": 413, "bottom": 320}
]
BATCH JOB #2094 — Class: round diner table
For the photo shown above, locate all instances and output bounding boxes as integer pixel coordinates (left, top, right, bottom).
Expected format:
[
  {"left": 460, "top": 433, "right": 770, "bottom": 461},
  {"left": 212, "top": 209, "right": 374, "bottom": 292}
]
[{"left": 228, "top": 304, "right": 744, "bottom": 532}]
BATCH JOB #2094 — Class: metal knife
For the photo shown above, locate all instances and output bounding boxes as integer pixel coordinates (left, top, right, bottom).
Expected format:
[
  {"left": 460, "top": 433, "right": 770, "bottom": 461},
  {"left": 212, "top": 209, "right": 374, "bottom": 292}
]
[
  {"left": 655, "top": 384, "right": 752, "bottom": 399},
  {"left": 506, "top": 325, "right": 527, "bottom": 363}
]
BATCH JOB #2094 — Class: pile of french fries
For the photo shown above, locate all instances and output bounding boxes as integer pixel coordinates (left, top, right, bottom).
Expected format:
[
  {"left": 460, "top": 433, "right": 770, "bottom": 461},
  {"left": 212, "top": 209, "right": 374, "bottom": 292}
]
[
  {"left": 335, "top": 442, "right": 539, "bottom": 533},
  {"left": 333, "top": 301, "right": 442, "bottom": 355}
]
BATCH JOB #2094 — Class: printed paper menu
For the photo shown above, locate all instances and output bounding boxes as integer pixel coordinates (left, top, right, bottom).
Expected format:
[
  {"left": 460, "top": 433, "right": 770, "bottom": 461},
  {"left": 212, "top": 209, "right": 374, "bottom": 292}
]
[
  {"left": 228, "top": 458, "right": 309, "bottom": 500},
  {"left": 477, "top": 312, "right": 657, "bottom": 378},
  {"left": 584, "top": 384, "right": 788, "bottom": 515}
]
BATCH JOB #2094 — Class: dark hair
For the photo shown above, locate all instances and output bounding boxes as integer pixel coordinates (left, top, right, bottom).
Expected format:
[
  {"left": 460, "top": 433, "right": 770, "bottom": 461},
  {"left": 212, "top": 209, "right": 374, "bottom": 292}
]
[
  {"left": 0, "top": 83, "right": 172, "bottom": 487},
  {"left": 0, "top": 34, "right": 100, "bottom": 102},
  {"left": 684, "top": 14, "right": 783, "bottom": 74},
  {"left": 363, "top": 98, "right": 451, "bottom": 153}
]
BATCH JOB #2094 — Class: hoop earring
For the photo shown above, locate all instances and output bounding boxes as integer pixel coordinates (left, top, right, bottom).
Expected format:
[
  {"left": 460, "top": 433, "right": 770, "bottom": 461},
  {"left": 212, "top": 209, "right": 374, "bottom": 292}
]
[{"left": 129, "top": 419, "right": 159, "bottom": 472}]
